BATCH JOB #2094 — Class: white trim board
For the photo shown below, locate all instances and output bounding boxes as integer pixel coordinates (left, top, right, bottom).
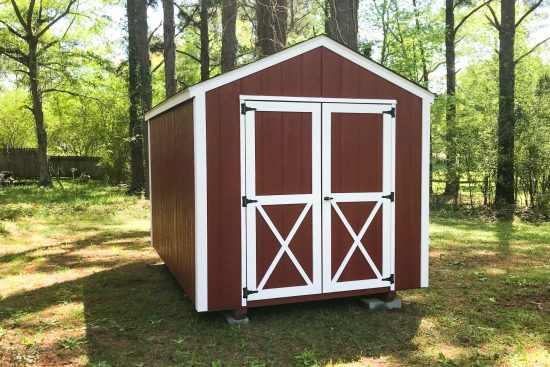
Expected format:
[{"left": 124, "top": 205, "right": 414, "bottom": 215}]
[
  {"left": 193, "top": 94, "right": 208, "bottom": 311},
  {"left": 145, "top": 35, "right": 435, "bottom": 121},
  {"left": 420, "top": 98, "right": 431, "bottom": 288}
]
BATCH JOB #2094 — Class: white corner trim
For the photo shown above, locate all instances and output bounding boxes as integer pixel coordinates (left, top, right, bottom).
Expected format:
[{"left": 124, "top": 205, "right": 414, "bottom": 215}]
[
  {"left": 193, "top": 93, "right": 208, "bottom": 311},
  {"left": 420, "top": 99, "right": 431, "bottom": 288},
  {"left": 144, "top": 35, "right": 435, "bottom": 121}
]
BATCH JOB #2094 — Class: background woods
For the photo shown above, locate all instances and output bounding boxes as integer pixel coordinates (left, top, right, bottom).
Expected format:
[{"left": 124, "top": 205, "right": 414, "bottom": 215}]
[{"left": 0, "top": 0, "right": 549, "bottom": 218}]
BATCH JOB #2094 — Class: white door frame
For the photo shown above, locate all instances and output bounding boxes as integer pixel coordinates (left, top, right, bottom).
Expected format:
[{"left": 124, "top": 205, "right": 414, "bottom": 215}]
[
  {"left": 241, "top": 100, "right": 322, "bottom": 302},
  {"left": 321, "top": 103, "right": 396, "bottom": 293}
]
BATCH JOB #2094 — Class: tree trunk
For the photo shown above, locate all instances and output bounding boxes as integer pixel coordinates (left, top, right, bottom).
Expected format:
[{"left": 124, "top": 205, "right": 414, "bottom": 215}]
[
  {"left": 221, "top": 0, "right": 238, "bottom": 72},
  {"left": 163, "top": 0, "right": 177, "bottom": 97},
  {"left": 28, "top": 40, "right": 52, "bottom": 187},
  {"left": 326, "top": 0, "right": 359, "bottom": 50},
  {"left": 200, "top": 0, "right": 210, "bottom": 81},
  {"left": 495, "top": 0, "right": 516, "bottom": 218},
  {"left": 444, "top": 0, "right": 459, "bottom": 201},
  {"left": 256, "top": 0, "right": 288, "bottom": 56},
  {"left": 127, "top": 0, "right": 152, "bottom": 195},
  {"left": 412, "top": 0, "right": 429, "bottom": 86}
]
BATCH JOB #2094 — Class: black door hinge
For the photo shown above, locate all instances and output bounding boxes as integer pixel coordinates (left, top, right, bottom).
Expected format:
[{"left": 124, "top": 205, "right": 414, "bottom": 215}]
[
  {"left": 243, "top": 287, "right": 259, "bottom": 298},
  {"left": 242, "top": 196, "right": 258, "bottom": 207},
  {"left": 383, "top": 107, "right": 395, "bottom": 117},
  {"left": 241, "top": 103, "right": 257, "bottom": 115},
  {"left": 382, "top": 192, "right": 395, "bottom": 202},
  {"left": 382, "top": 274, "right": 395, "bottom": 284}
]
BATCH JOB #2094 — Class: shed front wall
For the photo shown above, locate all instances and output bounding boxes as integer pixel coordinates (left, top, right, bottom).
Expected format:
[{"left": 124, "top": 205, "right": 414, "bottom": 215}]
[
  {"left": 149, "top": 100, "right": 196, "bottom": 305},
  {"left": 206, "top": 46, "right": 422, "bottom": 311}
]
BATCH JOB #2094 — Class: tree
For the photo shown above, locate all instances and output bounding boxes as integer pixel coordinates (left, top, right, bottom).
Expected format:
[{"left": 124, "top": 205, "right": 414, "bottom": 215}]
[
  {"left": 326, "top": 0, "right": 358, "bottom": 50},
  {"left": 0, "top": 0, "right": 81, "bottom": 186},
  {"left": 221, "top": 0, "right": 238, "bottom": 72},
  {"left": 200, "top": 0, "right": 210, "bottom": 80},
  {"left": 443, "top": 0, "right": 492, "bottom": 201},
  {"left": 127, "top": 0, "right": 152, "bottom": 194},
  {"left": 486, "top": 0, "right": 549, "bottom": 218},
  {"left": 163, "top": 0, "right": 177, "bottom": 97},
  {"left": 257, "top": 0, "right": 288, "bottom": 56}
]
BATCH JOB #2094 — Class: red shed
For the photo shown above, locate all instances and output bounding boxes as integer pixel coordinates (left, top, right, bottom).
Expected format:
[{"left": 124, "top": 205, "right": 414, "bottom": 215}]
[{"left": 145, "top": 35, "right": 434, "bottom": 317}]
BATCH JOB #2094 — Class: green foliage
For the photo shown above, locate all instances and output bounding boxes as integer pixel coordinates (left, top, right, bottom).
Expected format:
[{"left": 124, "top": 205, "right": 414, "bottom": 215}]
[{"left": 0, "top": 89, "right": 35, "bottom": 148}]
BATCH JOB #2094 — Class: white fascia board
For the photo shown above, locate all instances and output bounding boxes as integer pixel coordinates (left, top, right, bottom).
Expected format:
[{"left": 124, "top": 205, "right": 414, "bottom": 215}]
[
  {"left": 145, "top": 35, "right": 435, "bottom": 121},
  {"left": 144, "top": 89, "right": 191, "bottom": 121}
]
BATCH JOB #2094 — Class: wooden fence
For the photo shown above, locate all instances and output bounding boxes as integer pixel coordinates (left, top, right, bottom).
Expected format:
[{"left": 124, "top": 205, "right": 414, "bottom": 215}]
[{"left": 0, "top": 148, "right": 102, "bottom": 179}]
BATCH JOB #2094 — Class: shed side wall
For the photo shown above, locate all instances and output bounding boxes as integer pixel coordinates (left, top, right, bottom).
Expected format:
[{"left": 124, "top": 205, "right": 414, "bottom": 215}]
[
  {"left": 206, "top": 47, "right": 422, "bottom": 311},
  {"left": 150, "top": 100, "right": 196, "bottom": 304}
]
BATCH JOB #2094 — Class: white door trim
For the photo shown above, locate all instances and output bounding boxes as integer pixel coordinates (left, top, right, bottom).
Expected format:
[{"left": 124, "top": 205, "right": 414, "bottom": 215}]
[
  {"left": 321, "top": 103, "right": 395, "bottom": 293},
  {"left": 242, "top": 100, "right": 322, "bottom": 302}
]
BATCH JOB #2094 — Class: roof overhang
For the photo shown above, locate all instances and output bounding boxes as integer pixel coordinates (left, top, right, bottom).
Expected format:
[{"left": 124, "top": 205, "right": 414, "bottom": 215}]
[{"left": 145, "top": 35, "right": 436, "bottom": 121}]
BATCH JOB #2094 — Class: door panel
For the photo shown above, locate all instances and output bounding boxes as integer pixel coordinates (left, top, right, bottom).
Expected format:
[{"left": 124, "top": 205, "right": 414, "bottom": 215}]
[
  {"left": 244, "top": 101, "right": 322, "bottom": 301},
  {"left": 255, "top": 112, "right": 312, "bottom": 195},
  {"left": 322, "top": 103, "right": 395, "bottom": 293}
]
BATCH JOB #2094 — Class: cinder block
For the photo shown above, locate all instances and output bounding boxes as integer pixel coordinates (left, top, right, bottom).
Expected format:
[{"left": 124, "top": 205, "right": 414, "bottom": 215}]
[
  {"left": 359, "top": 295, "right": 402, "bottom": 310},
  {"left": 223, "top": 312, "right": 250, "bottom": 325}
]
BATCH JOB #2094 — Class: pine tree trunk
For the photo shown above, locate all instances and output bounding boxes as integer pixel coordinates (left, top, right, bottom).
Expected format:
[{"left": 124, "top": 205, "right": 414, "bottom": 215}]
[
  {"left": 200, "top": 0, "right": 210, "bottom": 81},
  {"left": 327, "top": 0, "right": 359, "bottom": 50},
  {"left": 444, "top": 0, "right": 459, "bottom": 201},
  {"left": 127, "top": 0, "right": 152, "bottom": 195},
  {"left": 495, "top": 0, "right": 516, "bottom": 218},
  {"left": 221, "top": 0, "right": 238, "bottom": 72},
  {"left": 256, "top": 0, "right": 288, "bottom": 56},
  {"left": 163, "top": 0, "right": 177, "bottom": 97},
  {"left": 28, "top": 40, "right": 52, "bottom": 187}
]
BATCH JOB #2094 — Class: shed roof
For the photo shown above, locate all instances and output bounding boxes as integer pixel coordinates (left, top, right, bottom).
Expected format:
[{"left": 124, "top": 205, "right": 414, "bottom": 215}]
[{"left": 145, "top": 35, "right": 435, "bottom": 121}]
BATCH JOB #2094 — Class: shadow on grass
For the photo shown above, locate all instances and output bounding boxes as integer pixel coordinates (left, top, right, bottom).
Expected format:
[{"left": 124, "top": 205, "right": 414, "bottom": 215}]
[{"left": 0, "top": 260, "right": 424, "bottom": 366}]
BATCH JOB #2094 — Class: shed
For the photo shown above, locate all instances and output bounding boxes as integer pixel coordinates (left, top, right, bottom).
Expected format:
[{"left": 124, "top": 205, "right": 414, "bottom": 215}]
[{"left": 145, "top": 35, "right": 434, "bottom": 317}]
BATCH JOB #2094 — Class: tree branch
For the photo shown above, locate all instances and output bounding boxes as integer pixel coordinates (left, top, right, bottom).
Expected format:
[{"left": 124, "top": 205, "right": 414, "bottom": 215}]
[
  {"left": 515, "top": 0, "right": 543, "bottom": 29},
  {"left": 176, "top": 49, "right": 200, "bottom": 63},
  {"left": 455, "top": 0, "right": 493, "bottom": 32},
  {"left": 0, "top": 18, "right": 26, "bottom": 39},
  {"left": 148, "top": 21, "right": 162, "bottom": 42},
  {"left": 151, "top": 60, "right": 165, "bottom": 73},
  {"left": 485, "top": 4, "right": 500, "bottom": 30},
  {"left": 10, "top": 0, "right": 29, "bottom": 33},
  {"left": 42, "top": 88, "right": 99, "bottom": 101},
  {"left": 36, "top": 0, "right": 78, "bottom": 38},
  {"left": 515, "top": 36, "right": 550, "bottom": 64},
  {"left": 27, "top": 0, "right": 36, "bottom": 29}
]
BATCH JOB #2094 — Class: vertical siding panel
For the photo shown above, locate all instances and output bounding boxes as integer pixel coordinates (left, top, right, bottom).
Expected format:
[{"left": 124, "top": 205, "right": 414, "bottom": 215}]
[
  {"left": 282, "top": 54, "right": 302, "bottom": 96},
  {"left": 300, "top": 48, "right": 322, "bottom": 96},
  {"left": 149, "top": 101, "right": 195, "bottom": 304},
  {"left": 321, "top": 47, "right": 341, "bottom": 97}
]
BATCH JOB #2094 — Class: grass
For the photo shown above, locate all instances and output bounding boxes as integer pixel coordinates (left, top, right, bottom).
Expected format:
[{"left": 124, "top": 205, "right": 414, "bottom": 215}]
[{"left": 1, "top": 181, "right": 549, "bottom": 366}]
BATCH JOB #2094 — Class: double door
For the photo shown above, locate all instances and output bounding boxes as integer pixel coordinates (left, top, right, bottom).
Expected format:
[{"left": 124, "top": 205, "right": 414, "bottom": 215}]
[{"left": 241, "top": 98, "right": 395, "bottom": 303}]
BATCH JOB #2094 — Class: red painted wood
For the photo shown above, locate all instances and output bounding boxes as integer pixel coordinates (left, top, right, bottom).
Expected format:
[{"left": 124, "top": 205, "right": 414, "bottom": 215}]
[
  {"left": 205, "top": 46, "right": 423, "bottom": 311},
  {"left": 149, "top": 101, "right": 196, "bottom": 304},
  {"left": 255, "top": 111, "right": 312, "bottom": 195}
]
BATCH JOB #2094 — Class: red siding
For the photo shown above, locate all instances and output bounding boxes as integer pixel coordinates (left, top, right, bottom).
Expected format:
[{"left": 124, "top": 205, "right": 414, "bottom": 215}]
[
  {"left": 150, "top": 100, "right": 196, "bottom": 304},
  {"left": 206, "top": 47, "right": 423, "bottom": 311}
]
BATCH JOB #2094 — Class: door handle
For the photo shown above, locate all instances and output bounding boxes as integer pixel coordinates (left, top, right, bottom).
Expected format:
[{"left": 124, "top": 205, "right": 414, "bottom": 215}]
[{"left": 324, "top": 196, "right": 333, "bottom": 201}]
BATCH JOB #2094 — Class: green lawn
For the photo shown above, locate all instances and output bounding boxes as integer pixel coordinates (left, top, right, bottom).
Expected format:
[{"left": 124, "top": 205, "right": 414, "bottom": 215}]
[{"left": 0, "top": 182, "right": 549, "bottom": 366}]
